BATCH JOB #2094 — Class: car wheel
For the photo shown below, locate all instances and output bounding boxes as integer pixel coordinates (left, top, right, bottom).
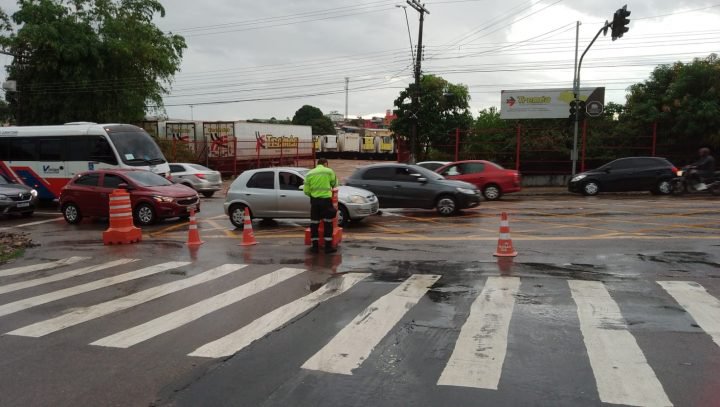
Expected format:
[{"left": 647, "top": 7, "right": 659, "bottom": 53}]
[
  {"left": 482, "top": 184, "right": 502, "bottom": 201},
  {"left": 134, "top": 203, "right": 156, "bottom": 226},
  {"left": 653, "top": 180, "right": 672, "bottom": 195},
  {"left": 338, "top": 205, "right": 350, "bottom": 227},
  {"left": 21, "top": 211, "right": 34, "bottom": 218},
  {"left": 710, "top": 183, "right": 720, "bottom": 196},
  {"left": 436, "top": 195, "right": 457, "bottom": 216},
  {"left": 202, "top": 191, "right": 215, "bottom": 198},
  {"left": 62, "top": 203, "right": 82, "bottom": 224},
  {"left": 582, "top": 181, "right": 600, "bottom": 196},
  {"left": 670, "top": 180, "right": 686, "bottom": 196},
  {"left": 229, "top": 204, "right": 249, "bottom": 228}
]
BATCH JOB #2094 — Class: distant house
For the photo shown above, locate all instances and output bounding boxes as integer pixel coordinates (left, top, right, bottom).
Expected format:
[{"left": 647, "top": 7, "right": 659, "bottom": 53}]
[{"left": 325, "top": 111, "right": 345, "bottom": 123}]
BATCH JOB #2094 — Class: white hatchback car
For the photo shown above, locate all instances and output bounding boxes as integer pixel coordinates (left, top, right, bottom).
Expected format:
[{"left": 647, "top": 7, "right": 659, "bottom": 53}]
[{"left": 224, "top": 167, "right": 379, "bottom": 227}]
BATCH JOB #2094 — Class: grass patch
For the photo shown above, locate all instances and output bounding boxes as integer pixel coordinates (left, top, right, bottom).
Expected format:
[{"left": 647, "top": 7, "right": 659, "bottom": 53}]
[{"left": 0, "top": 246, "right": 25, "bottom": 264}]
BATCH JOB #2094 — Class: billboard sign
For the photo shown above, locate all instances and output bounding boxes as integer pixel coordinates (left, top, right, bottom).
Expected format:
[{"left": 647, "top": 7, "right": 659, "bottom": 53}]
[{"left": 500, "top": 87, "right": 605, "bottom": 119}]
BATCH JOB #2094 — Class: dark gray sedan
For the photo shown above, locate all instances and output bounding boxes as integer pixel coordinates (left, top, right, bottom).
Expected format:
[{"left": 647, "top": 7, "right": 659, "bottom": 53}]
[
  {"left": 0, "top": 174, "right": 38, "bottom": 217},
  {"left": 346, "top": 164, "right": 480, "bottom": 216}
]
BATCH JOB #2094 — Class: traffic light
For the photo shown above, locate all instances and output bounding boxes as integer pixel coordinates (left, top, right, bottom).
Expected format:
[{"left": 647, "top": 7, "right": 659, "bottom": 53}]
[
  {"left": 611, "top": 5, "right": 631, "bottom": 41},
  {"left": 569, "top": 100, "right": 578, "bottom": 121}
]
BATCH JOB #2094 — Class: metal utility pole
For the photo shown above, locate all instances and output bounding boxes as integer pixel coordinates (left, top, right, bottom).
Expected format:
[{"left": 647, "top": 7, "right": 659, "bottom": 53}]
[
  {"left": 571, "top": 21, "right": 581, "bottom": 176},
  {"left": 344, "top": 77, "right": 349, "bottom": 120},
  {"left": 406, "top": 0, "right": 429, "bottom": 164}
]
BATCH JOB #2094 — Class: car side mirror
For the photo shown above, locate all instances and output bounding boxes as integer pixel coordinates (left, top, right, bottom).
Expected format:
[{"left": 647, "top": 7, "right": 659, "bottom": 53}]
[
  {"left": 118, "top": 183, "right": 134, "bottom": 191},
  {"left": 298, "top": 184, "right": 304, "bottom": 190},
  {"left": 417, "top": 177, "right": 427, "bottom": 183}
]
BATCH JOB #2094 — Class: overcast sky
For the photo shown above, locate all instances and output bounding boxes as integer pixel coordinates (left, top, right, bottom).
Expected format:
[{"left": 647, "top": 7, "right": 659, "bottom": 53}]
[{"left": 0, "top": 0, "right": 718, "bottom": 121}]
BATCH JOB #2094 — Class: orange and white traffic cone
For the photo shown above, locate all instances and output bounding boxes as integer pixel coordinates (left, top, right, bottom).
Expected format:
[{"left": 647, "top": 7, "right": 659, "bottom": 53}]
[
  {"left": 239, "top": 207, "right": 257, "bottom": 246},
  {"left": 493, "top": 212, "right": 517, "bottom": 257},
  {"left": 186, "top": 208, "right": 204, "bottom": 246}
]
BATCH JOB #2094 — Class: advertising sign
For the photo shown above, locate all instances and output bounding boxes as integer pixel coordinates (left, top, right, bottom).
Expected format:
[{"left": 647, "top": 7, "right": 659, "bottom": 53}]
[{"left": 500, "top": 88, "right": 605, "bottom": 119}]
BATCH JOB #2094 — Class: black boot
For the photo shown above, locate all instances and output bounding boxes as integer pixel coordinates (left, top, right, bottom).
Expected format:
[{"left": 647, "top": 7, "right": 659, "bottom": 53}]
[
  {"left": 310, "top": 242, "right": 319, "bottom": 253},
  {"left": 324, "top": 245, "right": 337, "bottom": 254}
]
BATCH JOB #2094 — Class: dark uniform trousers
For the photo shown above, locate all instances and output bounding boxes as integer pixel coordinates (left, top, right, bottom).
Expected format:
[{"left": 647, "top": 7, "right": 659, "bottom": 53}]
[{"left": 310, "top": 197, "right": 336, "bottom": 244}]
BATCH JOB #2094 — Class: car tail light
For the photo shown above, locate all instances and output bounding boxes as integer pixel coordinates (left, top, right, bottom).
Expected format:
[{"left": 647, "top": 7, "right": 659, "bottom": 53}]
[
  {"left": 195, "top": 173, "right": 206, "bottom": 179},
  {"left": 671, "top": 166, "right": 678, "bottom": 173}
]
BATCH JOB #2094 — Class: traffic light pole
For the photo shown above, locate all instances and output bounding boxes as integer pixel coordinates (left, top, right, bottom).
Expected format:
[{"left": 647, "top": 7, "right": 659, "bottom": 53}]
[{"left": 571, "top": 21, "right": 611, "bottom": 176}]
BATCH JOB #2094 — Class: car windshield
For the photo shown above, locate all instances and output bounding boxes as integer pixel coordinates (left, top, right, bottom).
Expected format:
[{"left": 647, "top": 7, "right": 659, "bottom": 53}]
[
  {"left": 125, "top": 171, "right": 173, "bottom": 187},
  {"left": 108, "top": 131, "right": 166, "bottom": 167},
  {"left": 409, "top": 165, "right": 445, "bottom": 180}
]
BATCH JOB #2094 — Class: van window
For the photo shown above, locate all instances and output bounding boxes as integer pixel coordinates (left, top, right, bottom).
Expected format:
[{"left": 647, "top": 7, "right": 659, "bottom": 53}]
[
  {"left": 39, "top": 138, "right": 65, "bottom": 161},
  {"left": 90, "top": 136, "right": 118, "bottom": 165}
]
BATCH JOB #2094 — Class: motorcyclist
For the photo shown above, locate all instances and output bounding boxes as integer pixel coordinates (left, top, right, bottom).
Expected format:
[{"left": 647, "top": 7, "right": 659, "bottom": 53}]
[{"left": 688, "top": 147, "right": 715, "bottom": 190}]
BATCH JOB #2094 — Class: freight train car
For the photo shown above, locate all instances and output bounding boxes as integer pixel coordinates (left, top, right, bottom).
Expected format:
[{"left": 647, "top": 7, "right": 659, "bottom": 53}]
[{"left": 316, "top": 128, "right": 396, "bottom": 160}]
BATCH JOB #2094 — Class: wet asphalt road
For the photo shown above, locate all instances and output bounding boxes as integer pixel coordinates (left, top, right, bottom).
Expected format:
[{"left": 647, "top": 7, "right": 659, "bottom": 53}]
[{"left": 0, "top": 193, "right": 719, "bottom": 407}]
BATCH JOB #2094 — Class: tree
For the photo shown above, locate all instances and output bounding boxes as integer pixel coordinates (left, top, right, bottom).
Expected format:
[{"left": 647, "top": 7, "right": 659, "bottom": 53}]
[
  {"left": 0, "top": 0, "right": 186, "bottom": 125},
  {"left": 291, "top": 105, "right": 336, "bottom": 135},
  {"left": 390, "top": 74, "right": 473, "bottom": 160},
  {"left": 624, "top": 54, "right": 720, "bottom": 146}
]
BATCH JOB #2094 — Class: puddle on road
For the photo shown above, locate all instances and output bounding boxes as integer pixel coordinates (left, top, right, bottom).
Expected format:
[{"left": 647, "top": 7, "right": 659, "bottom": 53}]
[{"left": 638, "top": 251, "right": 720, "bottom": 268}]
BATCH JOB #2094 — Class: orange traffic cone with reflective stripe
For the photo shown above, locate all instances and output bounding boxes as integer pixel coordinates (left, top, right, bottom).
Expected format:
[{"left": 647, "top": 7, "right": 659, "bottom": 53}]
[
  {"left": 103, "top": 189, "right": 142, "bottom": 245},
  {"left": 239, "top": 207, "right": 257, "bottom": 246},
  {"left": 186, "top": 208, "right": 204, "bottom": 246},
  {"left": 493, "top": 212, "right": 517, "bottom": 257}
]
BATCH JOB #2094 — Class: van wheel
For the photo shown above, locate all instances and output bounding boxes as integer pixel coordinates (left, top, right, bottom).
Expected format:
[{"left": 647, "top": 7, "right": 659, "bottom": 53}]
[
  {"left": 134, "top": 203, "right": 156, "bottom": 226},
  {"left": 436, "top": 195, "right": 457, "bottom": 216},
  {"left": 62, "top": 203, "right": 82, "bottom": 224}
]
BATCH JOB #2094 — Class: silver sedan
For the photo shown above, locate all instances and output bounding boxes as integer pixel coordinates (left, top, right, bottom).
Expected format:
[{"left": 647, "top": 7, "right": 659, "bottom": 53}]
[
  {"left": 169, "top": 163, "right": 222, "bottom": 198},
  {"left": 224, "top": 167, "right": 379, "bottom": 228}
]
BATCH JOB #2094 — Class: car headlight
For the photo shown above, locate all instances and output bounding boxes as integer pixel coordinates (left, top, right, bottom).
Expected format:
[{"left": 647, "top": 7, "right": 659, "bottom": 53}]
[
  {"left": 456, "top": 187, "right": 476, "bottom": 195},
  {"left": 0, "top": 194, "right": 9, "bottom": 200},
  {"left": 571, "top": 174, "right": 587, "bottom": 182},
  {"left": 349, "top": 195, "right": 368, "bottom": 204},
  {"left": 676, "top": 170, "right": 684, "bottom": 176},
  {"left": 30, "top": 189, "right": 38, "bottom": 198},
  {"left": 152, "top": 195, "right": 175, "bottom": 203}
]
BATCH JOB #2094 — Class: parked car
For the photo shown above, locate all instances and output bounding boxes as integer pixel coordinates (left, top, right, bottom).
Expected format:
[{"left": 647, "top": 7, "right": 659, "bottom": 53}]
[
  {"left": 345, "top": 163, "right": 480, "bottom": 216},
  {"left": 0, "top": 174, "right": 38, "bottom": 217},
  {"left": 436, "top": 160, "right": 521, "bottom": 200},
  {"left": 169, "top": 163, "right": 222, "bottom": 198},
  {"left": 568, "top": 157, "right": 677, "bottom": 196},
  {"left": 416, "top": 161, "right": 450, "bottom": 171},
  {"left": 224, "top": 167, "right": 378, "bottom": 228},
  {"left": 59, "top": 169, "right": 200, "bottom": 226}
]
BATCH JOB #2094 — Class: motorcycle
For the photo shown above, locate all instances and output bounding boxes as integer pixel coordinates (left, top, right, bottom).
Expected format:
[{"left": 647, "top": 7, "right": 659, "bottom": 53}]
[{"left": 670, "top": 166, "right": 720, "bottom": 196}]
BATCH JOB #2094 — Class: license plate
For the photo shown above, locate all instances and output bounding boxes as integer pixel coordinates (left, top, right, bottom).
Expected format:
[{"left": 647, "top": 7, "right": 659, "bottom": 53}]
[{"left": 17, "top": 202, "right": 29, "bottom": 208}]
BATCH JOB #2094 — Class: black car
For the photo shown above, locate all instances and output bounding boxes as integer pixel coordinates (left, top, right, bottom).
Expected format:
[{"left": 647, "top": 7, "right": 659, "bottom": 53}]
[
  {"left": 568, "top": 157, "right": 677, "bottom": 196},
  {"left": 0, "top": 174, "right": 38, "bottom": 217},
  {"left": 345, "top": 164, "right": 481, "bottom": 215}
]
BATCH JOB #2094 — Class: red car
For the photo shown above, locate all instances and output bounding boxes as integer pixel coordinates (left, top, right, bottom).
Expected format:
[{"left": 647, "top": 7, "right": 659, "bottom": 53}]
[
  {"left": 435, "top": 160, "right": 521, "bottom": 200},
  {"left": 59, "top": 169, "right": 200, "bottom": 226}
]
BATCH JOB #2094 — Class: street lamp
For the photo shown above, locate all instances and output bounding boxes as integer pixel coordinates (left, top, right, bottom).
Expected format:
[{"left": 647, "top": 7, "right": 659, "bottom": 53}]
[{"left": 395, "top": 5, "right": 415, "bottom": 64}]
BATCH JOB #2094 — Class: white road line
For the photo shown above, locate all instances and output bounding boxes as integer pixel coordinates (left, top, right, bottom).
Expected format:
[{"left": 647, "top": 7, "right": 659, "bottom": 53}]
[
  {"left": 0, "top": 258, "right": 139, "bottom": 295},
  {"left": 0, "top": 256, "right": 89, "bottom": 277},
  {"left": 658, "top": 281, "right": 720, "bottom": 348},
  {"left": 91, "top": 267, "right": 305, "bottom": 348},
  {"left": 190, "top": 272, "right": 370, "bottom": 358},
  {"left": 301, "top": 274, "right": 440, "bottom": 375},
  {"left": 0, "top": 261, "right": 189, "bottom": 318},
  {"left": 8, "top": 264, "right": 246, "bottom": 337},
  {"left": 568, "top": 280, "right": 672, "bottom": 407},
  {"left": 437, "top": 276, "right": 520, "bottom": 390},
  {"left": 0, "top": 217, "right": 64, "bottom": 231}
]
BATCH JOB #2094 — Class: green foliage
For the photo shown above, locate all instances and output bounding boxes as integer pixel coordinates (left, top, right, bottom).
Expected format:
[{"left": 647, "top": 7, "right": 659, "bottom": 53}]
[
  {"left": 291, "top": 105, "right": 336, "bottom": 135},
  {"left": 624, "top": 54, "right": 720, "bottom": 145},
  {"left": 0, "top": 0, "right": 186, "bottom": 125},
  {"left": 391, "top": 74, "right": 473, "bottom": 160}
]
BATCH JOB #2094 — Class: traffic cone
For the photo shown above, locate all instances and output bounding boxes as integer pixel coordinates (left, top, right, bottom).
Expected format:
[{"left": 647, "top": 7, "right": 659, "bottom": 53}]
[
  {"left": 186, "top": 208, "right": 204, "bottom": 246},
  {"left": 239, "top": 207, "right": 257, "bottom": 246},
  {"left": 493, "top": 212, "right": 517, "bottom": 257},
  {"left": 103, "top": 189, "right": 142, "bottom": 245}
]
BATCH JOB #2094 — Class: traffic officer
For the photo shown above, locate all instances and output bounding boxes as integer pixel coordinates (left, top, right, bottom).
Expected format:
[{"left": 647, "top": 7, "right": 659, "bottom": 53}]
[{"left": 303, "top": 158, "right": 338, "bottom": 253}]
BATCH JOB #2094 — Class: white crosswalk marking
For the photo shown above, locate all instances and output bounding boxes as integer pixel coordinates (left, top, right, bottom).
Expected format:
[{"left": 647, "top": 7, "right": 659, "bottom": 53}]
[
  {"left": 0, "top": 259, "right": 139, "bottom": 295},
  {"left": 569, "top": 280, "right": 672, "bottom": 407},
  {"left": 190, "top": 272, "right": 370, "bottom": 358},
  {"left": 301, "top": 274, "right": 440, "bottom": 375},
  {"left": 0, "top": 261, "right": 190, "bottom": 318},
  {"left": 7, "top": 264, "right": 246, "bottom": 337},
  {"left": 0, "top": 256, "right": 89, "bottom": 277},
  {"left": 437, "top": 276, "right": 520, "bottom": 389},
  {"left": 658, "top": 281, "right": 720, "bottom": 348},
  {"left": 91, "top": 267, "right": 306, "bottom": 349}
]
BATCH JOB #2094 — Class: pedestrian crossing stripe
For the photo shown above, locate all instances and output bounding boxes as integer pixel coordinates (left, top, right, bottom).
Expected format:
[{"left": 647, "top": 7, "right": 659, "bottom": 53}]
[
  {"left": 3, "top": 258, "right": 720, "bottom": 403},
  {"left": 0, "top": 256, "right": 89, "bottom": 277}
]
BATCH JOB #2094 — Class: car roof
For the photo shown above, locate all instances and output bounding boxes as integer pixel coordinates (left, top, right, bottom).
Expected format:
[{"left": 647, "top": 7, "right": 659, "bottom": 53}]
[
  {"left": 75, "top": 168, "right": 149, "bottom": 176},
  {"left": 244, "top": 167, "right": 309, "bottom": 174}
]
